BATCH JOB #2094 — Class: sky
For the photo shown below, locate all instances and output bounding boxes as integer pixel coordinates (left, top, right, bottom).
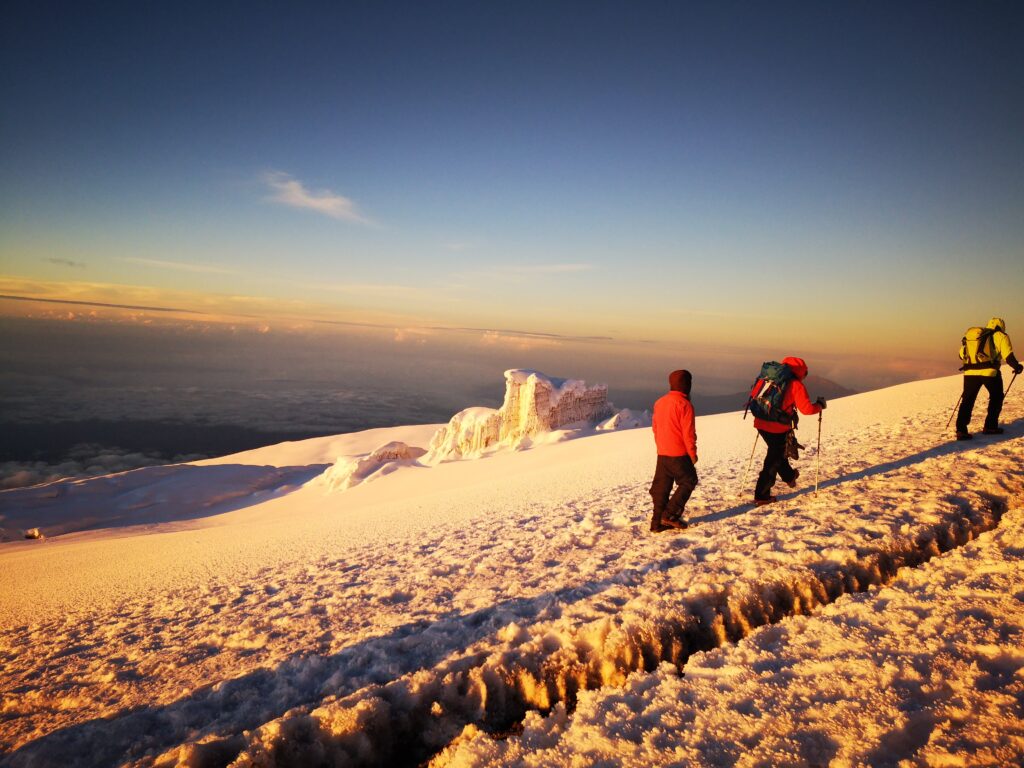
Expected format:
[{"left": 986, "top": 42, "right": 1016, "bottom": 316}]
[{"left": 2, "top": 1, "right": 1023, "bottom": 411}]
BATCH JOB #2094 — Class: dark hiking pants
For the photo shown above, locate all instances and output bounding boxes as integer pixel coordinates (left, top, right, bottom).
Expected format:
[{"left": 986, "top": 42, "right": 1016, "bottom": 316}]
[
  {"left": 650, "top": 454, "right": 697, "bottom": 527},
  {"left": 955, "top": 373, "right": 1003, "bottom": 433},
  {"left": 755, "top": 429, "right": 797, "bottom": 501}
]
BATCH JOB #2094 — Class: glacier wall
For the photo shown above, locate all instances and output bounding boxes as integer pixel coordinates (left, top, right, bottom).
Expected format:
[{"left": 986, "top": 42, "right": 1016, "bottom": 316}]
[{"left": 427, "top": 370, "right": 614, "bottom": 462}]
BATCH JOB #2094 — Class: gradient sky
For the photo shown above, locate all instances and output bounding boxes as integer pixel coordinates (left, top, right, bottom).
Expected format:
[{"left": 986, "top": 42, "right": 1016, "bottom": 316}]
[{"left": 2, "top": 1, "right": 1023, "bottom": 393}]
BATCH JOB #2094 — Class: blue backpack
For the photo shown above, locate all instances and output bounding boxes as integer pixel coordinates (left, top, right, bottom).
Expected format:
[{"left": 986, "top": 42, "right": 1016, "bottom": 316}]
[{"left": 746, "top": 361, "right": 796, "bottom": 425}]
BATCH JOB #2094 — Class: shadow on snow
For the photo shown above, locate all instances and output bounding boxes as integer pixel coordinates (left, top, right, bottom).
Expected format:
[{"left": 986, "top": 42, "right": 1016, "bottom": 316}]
[
  {"left": 0, "top": 462, "right": 330, "bottom": 542},
  {"left": 691, "top": 417, "right": 1023, "bottom": 526}
]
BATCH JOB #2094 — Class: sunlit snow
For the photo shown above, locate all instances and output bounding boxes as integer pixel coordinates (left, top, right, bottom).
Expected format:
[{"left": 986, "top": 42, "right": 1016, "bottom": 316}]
[{"left": 1, "top": 374, "right": 1021, "bottom": 767}]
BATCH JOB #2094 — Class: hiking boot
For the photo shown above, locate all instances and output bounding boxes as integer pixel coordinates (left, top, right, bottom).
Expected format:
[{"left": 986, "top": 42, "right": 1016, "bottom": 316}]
[
  {"left": 785, "top": 469, "right": 800, "bottom": 488},
  {"left": 982, "top": 427, "right": 1004, "bottom": 435},
  {"left": 650, "top": 519, "right": 667, "bottom": 533},
  {"left": 754, "top": 496, "right": 777, "bottom": 506},
  {"left": 662, "top": 516, "right": 688, "bottom": 530},
  {"left": 955, "top": 431, "right": 973, "bottom": 441}
]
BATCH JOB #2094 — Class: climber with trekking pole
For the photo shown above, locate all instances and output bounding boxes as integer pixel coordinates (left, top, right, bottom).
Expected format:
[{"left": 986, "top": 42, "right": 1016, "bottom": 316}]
[
  {"left": 953, "top": 317, "right": 1022, "bottom": 440},
  {"left": 743, "top": 357, "right": 825, "bottom": 506}
]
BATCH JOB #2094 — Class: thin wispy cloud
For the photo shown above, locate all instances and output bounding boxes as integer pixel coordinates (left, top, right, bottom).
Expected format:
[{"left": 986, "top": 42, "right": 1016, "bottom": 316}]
[
  {"left": 302, "top": 281, "right": 417, "bottom": 297},
  {"left": 504, "top": 263, "right": 592, "bottom": 275},
  {"left": 479, "top": 330, "right": 562, "bottom": 350},
  {"left": 447, "top": 263, "right": 594, "bottom": 288},
  {"left": 121, "top": 257, "right": 236, "bottom": 275},
  {"left": 446, "top": 325, "right": 613, "bottom": 343},
  {"left": 46, "top": 258, "right": 87, "bottom": 268},
  {"left": 442, "top": 241, "right": 478, "bottom": 253},
  {"left": 263, "top": 171, "right": 374, "bottom": 225}
]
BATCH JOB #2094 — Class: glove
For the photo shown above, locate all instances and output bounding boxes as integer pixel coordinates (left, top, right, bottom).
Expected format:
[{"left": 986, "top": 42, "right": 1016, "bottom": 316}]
[
  {"left": 1014, "top": 363, "right": 1023, "bottom": 375},
  {"left": 815, "top": 397, "right": 828, "bottom": 410}
]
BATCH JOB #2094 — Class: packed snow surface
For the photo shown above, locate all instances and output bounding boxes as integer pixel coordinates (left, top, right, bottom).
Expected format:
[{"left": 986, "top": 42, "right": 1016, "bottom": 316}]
[{"left": 1, "top": 374, "right": 1022, "bottom": 768}]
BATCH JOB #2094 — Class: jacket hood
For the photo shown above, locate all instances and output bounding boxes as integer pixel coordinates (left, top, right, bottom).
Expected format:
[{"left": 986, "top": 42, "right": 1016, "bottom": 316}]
[
  {"left": 987, "top": 317, "right": 1006, "bottom": 332},
  {"left": 782, "top": 356, "right": 809, "bottom": 380},
  {"left": 668, "top": 369, "right": 692, "bottom": 395}
]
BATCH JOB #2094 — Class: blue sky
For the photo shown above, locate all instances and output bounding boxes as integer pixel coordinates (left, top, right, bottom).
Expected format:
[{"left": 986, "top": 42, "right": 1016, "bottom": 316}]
[{"left": 2, "top": 1, "right": 1023, "bottom": 392}]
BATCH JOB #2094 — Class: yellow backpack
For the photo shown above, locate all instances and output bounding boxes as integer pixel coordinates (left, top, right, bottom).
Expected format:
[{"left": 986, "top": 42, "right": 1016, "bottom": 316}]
[{"left": 960, "top": 327, "right": 997, "bottom": 370}]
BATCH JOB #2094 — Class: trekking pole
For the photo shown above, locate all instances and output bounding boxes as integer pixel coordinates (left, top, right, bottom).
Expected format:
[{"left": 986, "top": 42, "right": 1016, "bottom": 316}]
[
  {"left": 945, "top": 393, "right": 963, "bottom": 429},
  {"left": 1006, "top": 372, "right": 1019, "bottom": 398},
  {"left": 814, "top": 411, "right": 823, "bottom": 495},
  {"left": 740, "top": 432, "right": 759, "bottom": 494}
]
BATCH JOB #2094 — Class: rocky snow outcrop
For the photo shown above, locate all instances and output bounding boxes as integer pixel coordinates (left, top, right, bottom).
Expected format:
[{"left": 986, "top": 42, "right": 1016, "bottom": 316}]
[
  {"left": 317, "top": 370, "right": 643, "bottom": 491},
  {"left": 426, "top": 369, "right": 616, "bottom": 462}
]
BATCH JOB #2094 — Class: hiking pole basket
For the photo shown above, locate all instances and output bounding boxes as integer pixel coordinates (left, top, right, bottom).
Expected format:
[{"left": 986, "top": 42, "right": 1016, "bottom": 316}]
[{"left": 814, "top": 411, "right": 823, "bottom": 495}]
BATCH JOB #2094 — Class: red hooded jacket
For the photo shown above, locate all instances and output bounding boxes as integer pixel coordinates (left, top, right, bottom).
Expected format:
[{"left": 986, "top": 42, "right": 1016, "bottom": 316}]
[
  {"left": 652, "top": 371, "right": 697, "bottom": 460},
  {"left": 753, "top": 356, "right": 823, "bottom": 434}
]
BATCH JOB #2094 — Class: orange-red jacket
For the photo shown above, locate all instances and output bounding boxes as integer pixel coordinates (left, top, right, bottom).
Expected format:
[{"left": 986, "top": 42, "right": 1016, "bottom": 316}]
[
  {"left": 652, "top": 391, "right": 697, "bottom": 459},
  {"left": 753, "top": 356, "right": 822, "bottom": 434}
]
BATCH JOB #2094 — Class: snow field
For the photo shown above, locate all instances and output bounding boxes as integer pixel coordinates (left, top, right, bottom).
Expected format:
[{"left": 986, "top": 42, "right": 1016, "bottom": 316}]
[{"left": 1, "top": 374, "right": 1021, "bottom": 767}]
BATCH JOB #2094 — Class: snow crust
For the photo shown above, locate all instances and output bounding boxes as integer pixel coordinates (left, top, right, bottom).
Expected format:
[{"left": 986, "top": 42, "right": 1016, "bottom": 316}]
[
  {"left": 1, "top": 374, "right": 1022, "bottom": 768},
  {"left": 437, "top": 507, "right": 1024, "bottom": 767}
]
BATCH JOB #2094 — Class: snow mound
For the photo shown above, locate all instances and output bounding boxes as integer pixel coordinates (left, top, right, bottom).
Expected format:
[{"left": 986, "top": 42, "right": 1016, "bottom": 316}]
[
  {"left": 595, "top": 408, "right": 651, "bottom": 431},
  {"left": 319, "top": 441, "right": 427, "bottom": 492},
  {"left": 427, "top": 369, "right": 618, "bottom": 462}
]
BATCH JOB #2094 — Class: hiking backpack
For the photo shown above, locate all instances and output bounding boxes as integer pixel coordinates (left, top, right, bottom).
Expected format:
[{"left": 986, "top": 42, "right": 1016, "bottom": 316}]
[
  {"left": 960, "top": 327, "right": 998, "bottom": 371},
  {"left": 746, "top": 361, "right": 797, "bottom": 425}
]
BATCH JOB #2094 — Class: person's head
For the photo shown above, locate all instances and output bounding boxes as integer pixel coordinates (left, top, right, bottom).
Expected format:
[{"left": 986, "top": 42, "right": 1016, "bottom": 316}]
[
  {"left": 668, "top": 369, "right": 692, "bottom": 395},
  {"left": 782, "top": 356, "right": 809, "bottom": 380},
  {"left": 987, "top": 317, "right": 1006, "bottom": 332}
]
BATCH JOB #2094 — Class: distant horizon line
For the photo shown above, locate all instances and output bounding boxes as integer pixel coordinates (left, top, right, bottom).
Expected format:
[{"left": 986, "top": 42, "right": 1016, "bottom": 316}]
[{"left": 0, "top": 293, "right": 208, "bottom": 315}]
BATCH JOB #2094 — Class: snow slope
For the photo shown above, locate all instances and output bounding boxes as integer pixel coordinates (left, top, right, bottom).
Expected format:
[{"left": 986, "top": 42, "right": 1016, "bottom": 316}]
[{"left": 1, "top": 375, "right": 1022, "bottom": 767}]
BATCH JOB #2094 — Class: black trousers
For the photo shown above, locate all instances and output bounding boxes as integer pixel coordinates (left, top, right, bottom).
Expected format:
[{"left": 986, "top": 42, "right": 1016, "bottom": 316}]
[
  {"left": 755, "top": 429, "right": 797, "bottom": 501},
  {"left": 955, "top": 373, "right": 1003, "bottom": 433},
  {"left": 650, "top": 455, "right": 698, "bottom": 525}
]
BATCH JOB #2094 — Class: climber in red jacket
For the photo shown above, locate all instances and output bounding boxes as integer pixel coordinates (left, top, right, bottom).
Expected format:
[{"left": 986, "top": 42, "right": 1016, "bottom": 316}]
[
  {"left": 650, "top": 369, "right": 698, "bottom": 532},
  {"left": 751, "top": 356, "right": 825, "bottom": 505}
]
